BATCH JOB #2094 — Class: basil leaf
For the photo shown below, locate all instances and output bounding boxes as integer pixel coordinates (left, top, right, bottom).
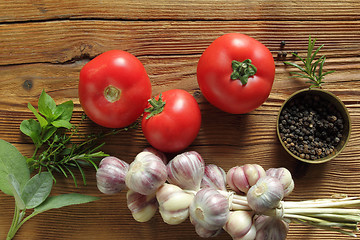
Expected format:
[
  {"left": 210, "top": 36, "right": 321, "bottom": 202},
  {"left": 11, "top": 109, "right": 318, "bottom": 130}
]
[
  {"left": 20, "top": 119, "right": 42, "bottom": 146},
  {"left": 0, "top": 139, "right": 30, "bottom": 195},
  {"left": 27, "top": 103, "right": 48, "bottom": 128},
  {"left": 34, "top": 193, "right": 99, "bottom": 214},
  {"left": 51, "top": 120, "right": 72, "bottom": 129},
  {"left": 55, "top": 101, "right": 74, "bottom": 122},
  {"left": 8, "top": 174, "right": 26, "bottom": 210},
  {"left": 21, "top": 172, "right": 53, "bottom": 209},
  {"left": 38, "top": 90, "right": 56, "bottom": 119},
  {"left": 42, "top": 126, "right": 58, "bottom": 143}
]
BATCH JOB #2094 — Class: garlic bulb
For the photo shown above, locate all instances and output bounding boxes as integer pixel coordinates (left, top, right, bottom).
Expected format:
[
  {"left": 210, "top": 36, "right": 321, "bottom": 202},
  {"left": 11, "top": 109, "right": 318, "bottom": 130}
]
[
  {"left": 201, "top": 164, "right": 227, "bottom": 191},
  {"left": 223, "top": 211, "right": 256, "bottom": 240},
  {"left": 125, "top": 151, "right": 167, "bottom": 195},
  {"left": 266, "top": 168, "right": 294, "bottom": 197},
  {"left": 227, "top": 164, "right": 266, "bottom": 194},
  {"left": 167, "top": 151, "right": 205, "bottom": 191},
  {"left": 156, "top": 183, "right": 194, "bottom": 225},
  {"left": 247, "top": 176, "right": 284, "bottom": 214},
  {"left": 189, "top": 188, "right": 229, "bottom": 231},
  {"left": 126, "top": 190, "right": 158, "bottom": 222},
  {"left": 254, "top": 215, "right": 289, "bottom": 240},
  {"left": 96, "top": 156, "right": 129, "bottom": 194}
]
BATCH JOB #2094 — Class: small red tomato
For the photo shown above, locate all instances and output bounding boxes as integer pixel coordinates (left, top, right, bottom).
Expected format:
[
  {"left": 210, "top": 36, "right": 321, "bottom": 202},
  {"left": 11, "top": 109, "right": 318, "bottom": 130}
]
[
  {"left": 197, "top": 33, "right": 275, "bottom": 114},
  {"left": 79, "top": 50, "right": 151, "bottom": 128},
  {"left": 142, "top": 89, "right": 201, "bottom": 153}
]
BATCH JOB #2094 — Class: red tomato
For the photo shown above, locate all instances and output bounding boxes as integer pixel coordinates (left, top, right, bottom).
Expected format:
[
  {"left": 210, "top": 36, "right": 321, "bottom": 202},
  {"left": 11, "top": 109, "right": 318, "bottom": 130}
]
[
  {"left": 142, "top": 89, "right": 201, "bottom": 153},
  {"left": 197, "top": 33, "right": 275, "bottom": 114},
  {"left": 79, "top": 50, "right": 151, "bottom": 128}
]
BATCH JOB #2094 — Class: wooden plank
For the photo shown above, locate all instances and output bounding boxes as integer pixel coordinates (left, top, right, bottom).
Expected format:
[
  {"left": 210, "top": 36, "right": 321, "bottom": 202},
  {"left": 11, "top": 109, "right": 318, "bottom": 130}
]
[
  {"left": 0, "top": 21, "right": 360, "bottom": 65},
  {"left": 1, "top": 1, "right": 360, "bottom": 239},
  {"left": 0, "top": 0, "right": 359, "bottom": 22}
]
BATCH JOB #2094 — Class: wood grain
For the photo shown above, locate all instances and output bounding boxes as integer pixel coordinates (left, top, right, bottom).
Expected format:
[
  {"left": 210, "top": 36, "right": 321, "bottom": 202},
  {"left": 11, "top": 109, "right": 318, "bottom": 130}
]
[
  {"left": 1, "top": 20, "right": 360, "bottom": 65},
  {"left": 0, "top": 0, "right": 360, "bottom": 22},
  {"left": 1, "top": 0, "right": 360, "bottom": 239}
]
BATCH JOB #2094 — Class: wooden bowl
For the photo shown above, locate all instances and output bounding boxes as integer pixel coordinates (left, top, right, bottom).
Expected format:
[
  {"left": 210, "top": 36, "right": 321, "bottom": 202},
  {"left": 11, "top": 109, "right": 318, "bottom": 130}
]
[{"left": 276, "top": 88, "right": 351, "bottom": 164}]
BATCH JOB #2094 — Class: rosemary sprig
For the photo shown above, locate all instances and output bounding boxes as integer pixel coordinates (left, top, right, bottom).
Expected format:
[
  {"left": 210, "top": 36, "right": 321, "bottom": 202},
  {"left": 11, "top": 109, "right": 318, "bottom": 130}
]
[{"left": 284, "top": 35, "right": 335, "bottom": 88}]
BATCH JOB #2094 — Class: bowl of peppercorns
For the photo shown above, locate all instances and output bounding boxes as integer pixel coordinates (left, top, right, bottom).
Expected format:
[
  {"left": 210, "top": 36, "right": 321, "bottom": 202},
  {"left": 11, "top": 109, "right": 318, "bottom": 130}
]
[
  {"left": 277, "top": 88, "right": 351, "bottom": 163},
  {"left": 278, "top": 36, "right": 351, "bottom": 163}
]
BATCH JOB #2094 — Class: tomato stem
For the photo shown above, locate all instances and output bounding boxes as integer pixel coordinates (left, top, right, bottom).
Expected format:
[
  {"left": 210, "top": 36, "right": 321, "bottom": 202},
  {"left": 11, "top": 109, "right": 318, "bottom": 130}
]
[
  {"left": 230, "top": 59, "right": 257, "bottom": 85},
  {"left": 144, "top": 94, "right": 166, "bottom": 119},
  {"left": 104, "top": 85, "right": 121, "bottom": 103}
]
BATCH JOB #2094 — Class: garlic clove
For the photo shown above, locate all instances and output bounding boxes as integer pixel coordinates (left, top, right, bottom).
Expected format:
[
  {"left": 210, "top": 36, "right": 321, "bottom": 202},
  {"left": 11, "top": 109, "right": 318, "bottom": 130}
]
[
  {"left": 156, "top": 184, "right": 194, "bottom": 212},
  {"left": 223, "top": 211, "right": 255, "bottom": 240},
  {"left": 96, "top": 156, "right": 129, "bottom": 194},
  {"left": 167, "top": 151, "right": 205, "bottom": 191},
  {"left": 159, "top": 208, "right": 189, "bottom": 225},
  {"left": 125, "top": 151, "right": 167, "bottom": 195},
  {"left": 156, "top": 183, "right": 194, "bottom": 225},
  {"left": 244, "top": 164, "right": 266, "bottom": 186},
  {"left": 189, "top": 188, "right": 229, "bottom": 231},
  {"left": 126, "top": 190, "right": 158, "bottom": 222},
  {"left": 227, "top": 164, "right": 266, "bottom": 194},
  {"left": 266, "top": 167, "right": 295, "bottom": 197},
  {"left": 246, "top": 176, "right": 284, "bottom": 214},
  {"left": 201, "top": 164, "right": 227, "bottom": 191}
]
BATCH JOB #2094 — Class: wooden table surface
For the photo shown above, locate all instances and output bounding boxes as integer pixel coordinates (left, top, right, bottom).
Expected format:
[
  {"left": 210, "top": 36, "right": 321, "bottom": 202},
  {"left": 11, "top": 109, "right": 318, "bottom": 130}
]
[{"left": 1, "top": 0, "right": 360, "bottom": 239}]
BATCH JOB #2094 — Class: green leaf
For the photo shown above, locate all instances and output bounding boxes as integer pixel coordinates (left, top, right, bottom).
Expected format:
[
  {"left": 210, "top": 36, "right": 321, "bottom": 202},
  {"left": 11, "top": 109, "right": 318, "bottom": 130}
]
[
  {"left": 306, "top": 36, "right": 315, "bottom": 69},
  {"left": 8, "top": 174, "right": 26, "bottom": 210},
  {"left": 42, "top": 126, "right": 58, "bottom": 143},
  {"left": 53, "top": 100, "right": 74, "bottom": 121},
  {"left": 289, "top": 72, "right": 314, "bottom": 80},
  {"left": 51, "top": 119, "right": 72, "bottom": 129},
  {"left": 21, "top": 172, "right": 53, "bottom": 209},
  {"left": 284, "top": 61, "right": 307, "bottom": 73},
  {"left": 0, "top": 139, "right": 30, "bottom": 195},
  {"left": 33, "top": 193, "right": 100, "bottom": 214},
  {"left": 310, "top": 44, "right": 325, "bottom": 64},
  {"left": 38, "top": 90, "right": 56, "bottom": 119},
  {"left": 20, "top": 119, "right": 42, "bottom": 146},
  {"left": 56, "top": 101, "right": 74, "bottom": 122},
  {"left": 28, "top": 103, "right": 47, "bottom": 128},
  {"left": 321, "top": 70, "right": 336, "bottom": 78}
]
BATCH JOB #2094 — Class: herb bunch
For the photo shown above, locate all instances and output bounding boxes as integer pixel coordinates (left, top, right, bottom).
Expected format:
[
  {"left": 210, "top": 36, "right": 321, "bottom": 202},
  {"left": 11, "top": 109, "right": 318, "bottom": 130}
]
[
  {"left": 284, "top": 35, "right": 335, "bottom": 88},
  {"left": 0, "top": 139, "right": 99, "bottom": 240},
  {"left": 20, "top": 90, "right": 110, "bottom": 186}
]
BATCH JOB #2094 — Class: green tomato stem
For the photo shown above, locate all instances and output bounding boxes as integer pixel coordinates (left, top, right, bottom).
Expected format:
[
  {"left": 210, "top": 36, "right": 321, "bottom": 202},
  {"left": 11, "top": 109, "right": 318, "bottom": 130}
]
[
  {"left": 144, "top": 94, "right": 166, "bottom": 119},
  {"left": 230, "top": 59, "right": 257, "bottom": 85}
]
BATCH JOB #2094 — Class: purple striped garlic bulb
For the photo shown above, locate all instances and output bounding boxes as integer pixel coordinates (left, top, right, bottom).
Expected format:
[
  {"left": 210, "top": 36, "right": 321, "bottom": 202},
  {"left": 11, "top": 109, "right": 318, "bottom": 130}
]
[
  {"left": 167, "top": 151, "right": 205, "bottom": 191},
  {"left": 125, "top": 150, "right": 167, "bottom": 195},
  {"left": 266, "top": 167, "right": 294, "bottom": 197},
  {"left": 227, "top": 164, "right": 266, "bottom": 194},
  {"left": 127, "top": 190, "right": 158, "bottom": 222},
  {"left": 189, "top": 188, "right": 229, "bottom": 232},
  {"left": 247, "top": 176, "right": 284, "bottom": 214},
  {"left": 201, "top": 164, "right": 227, "bottom": 191},
  {"left": 96, "top": 156, "right": 129, "bottom": 194}
]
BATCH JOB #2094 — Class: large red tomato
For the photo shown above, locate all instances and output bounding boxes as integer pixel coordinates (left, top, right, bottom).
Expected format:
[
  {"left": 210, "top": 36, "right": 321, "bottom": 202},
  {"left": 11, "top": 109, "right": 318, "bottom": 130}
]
[
  {"left": 197, "top": 33, "right": 275, "bottom": 114},
  {"left": 142, "top": 89, "right": 201, "bottom": 153},
  {"left": 79, "top": 50, "right": 151, "bottom": 128}
]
